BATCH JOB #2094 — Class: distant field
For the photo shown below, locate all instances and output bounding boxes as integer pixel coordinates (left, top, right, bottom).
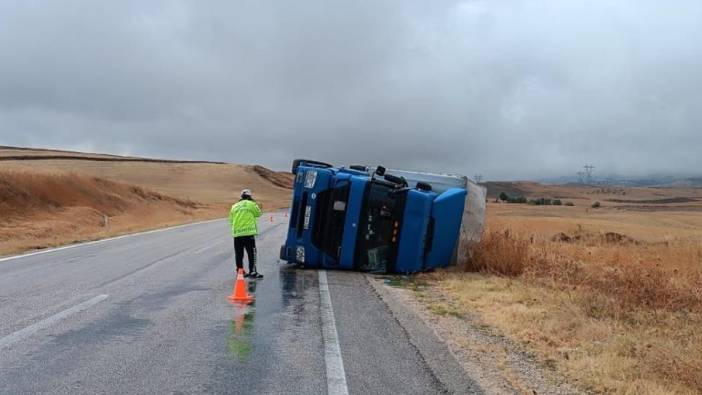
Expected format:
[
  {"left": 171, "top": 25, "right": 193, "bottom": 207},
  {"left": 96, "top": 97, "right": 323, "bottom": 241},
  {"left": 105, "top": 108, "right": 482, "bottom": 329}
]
[
  {"left": 0, "top": 146, "right": 292, "bottom": 255},
  {"left": 421, "top": 184, "right": 702, "bottom": 394},
  {"left": 488, "top": 201, "right": 702, "bottom": 243},
  {"left": 485, "top": 180, "right": 702, "bottom": 210}
]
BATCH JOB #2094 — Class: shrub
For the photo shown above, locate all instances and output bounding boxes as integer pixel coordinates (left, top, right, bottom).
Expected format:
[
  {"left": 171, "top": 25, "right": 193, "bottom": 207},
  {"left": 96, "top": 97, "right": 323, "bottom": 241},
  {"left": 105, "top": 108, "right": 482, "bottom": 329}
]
[
  {"left": 564, "top": 201, "right": 575, "bottom": 206},
  {"left": 464, "top": 226, "right": 702, "bottom": 315},
  {"left": 591, "top": 201, "right": 601, "bottom": 208},
  {"left": 528, "top": 197, "right": 553, "bottom": 205},
  {"left": 507, "top": 196, "right": 527, "bottom": 204},
  {"left": 552, "top": 199, "right": 562, "bottom": 206},
  {"left": 499, "top": 192, "right": 509, "bottom": 202},
  {"left": 462, "top": 230, "right": 530, "bottom": 276}
]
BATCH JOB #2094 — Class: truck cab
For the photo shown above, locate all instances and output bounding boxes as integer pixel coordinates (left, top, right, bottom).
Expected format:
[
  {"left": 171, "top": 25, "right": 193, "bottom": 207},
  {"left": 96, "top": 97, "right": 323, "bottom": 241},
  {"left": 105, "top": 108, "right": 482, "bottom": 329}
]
[{"left": 279, "top": 160, "right": 468, "bottom": 273}]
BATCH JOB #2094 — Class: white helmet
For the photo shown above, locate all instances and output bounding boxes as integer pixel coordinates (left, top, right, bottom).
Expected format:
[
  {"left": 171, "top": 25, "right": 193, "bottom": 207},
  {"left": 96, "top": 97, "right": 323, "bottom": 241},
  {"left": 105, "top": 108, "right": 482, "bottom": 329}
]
[{"left": 240, "top": 188, "right": 252, "bottom": 198}]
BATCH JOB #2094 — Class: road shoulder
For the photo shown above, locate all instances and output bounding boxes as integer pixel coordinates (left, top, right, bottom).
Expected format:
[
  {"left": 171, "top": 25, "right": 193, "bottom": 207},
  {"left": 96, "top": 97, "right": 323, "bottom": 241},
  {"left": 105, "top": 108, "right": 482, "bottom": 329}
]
[
  {"left": 366, "top": 275, "right": 484, "bottom": 394},
  {"left": 367, "top": 275, "right": 583, "bottom": 395}
]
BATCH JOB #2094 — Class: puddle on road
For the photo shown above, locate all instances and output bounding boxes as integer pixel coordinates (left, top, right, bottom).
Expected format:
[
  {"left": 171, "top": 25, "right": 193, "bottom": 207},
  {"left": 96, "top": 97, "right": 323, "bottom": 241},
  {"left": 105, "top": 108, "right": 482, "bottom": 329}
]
[
  {"left": 280, "top": 267, "right": 316, "bottom": 306},
  {"left": 225, "top": 276, "right": 259, "bottom": 361},
  {"left": 226, "top": 305, "right": 255, "bottom": 361},
  {"left": 247, "top": 280, "right": 258, "bottom": 295},
  {"left": 223, "top": 266, "right": 318, "bottom": 363}
]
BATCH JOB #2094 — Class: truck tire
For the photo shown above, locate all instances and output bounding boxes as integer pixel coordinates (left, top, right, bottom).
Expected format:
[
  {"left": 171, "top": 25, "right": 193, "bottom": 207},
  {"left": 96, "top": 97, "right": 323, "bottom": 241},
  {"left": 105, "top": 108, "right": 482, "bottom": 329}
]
[{"left": 384, "top": 173, "right": 408, "bottom": 187}]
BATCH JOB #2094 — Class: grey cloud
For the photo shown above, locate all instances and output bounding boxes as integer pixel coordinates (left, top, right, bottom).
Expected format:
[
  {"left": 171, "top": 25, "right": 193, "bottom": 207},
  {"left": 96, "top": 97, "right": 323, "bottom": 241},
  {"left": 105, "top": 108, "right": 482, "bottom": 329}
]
[{"left": 0, "top": 0, "right": 701, "bottom": 180}]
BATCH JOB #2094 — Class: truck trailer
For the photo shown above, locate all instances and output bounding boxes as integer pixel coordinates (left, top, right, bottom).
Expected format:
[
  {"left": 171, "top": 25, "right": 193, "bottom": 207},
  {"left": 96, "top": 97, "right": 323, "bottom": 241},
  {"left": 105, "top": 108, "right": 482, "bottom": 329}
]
[{"left": 279, "top": 159, "right": 483, "bottom": 273}]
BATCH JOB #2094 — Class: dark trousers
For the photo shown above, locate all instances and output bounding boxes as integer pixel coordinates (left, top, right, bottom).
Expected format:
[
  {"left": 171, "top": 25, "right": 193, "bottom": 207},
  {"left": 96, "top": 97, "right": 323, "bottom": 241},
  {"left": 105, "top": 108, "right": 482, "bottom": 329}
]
[{"left": 234, "top": 235, "right": 257, "bottom": 273}]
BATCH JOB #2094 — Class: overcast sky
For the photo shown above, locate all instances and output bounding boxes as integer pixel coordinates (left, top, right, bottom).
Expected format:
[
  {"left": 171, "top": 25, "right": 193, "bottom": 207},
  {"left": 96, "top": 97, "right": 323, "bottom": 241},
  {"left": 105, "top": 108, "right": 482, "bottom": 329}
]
[{"left": 0, "top": 1, "right": 700, "bottom": 180}]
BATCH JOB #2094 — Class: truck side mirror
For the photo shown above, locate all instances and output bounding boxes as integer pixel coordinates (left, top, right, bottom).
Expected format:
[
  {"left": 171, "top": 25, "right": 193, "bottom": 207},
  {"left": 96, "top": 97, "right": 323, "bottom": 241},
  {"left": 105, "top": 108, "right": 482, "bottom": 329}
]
[{"left": 375, "top": 166, "right": 386, "bottom": 176}]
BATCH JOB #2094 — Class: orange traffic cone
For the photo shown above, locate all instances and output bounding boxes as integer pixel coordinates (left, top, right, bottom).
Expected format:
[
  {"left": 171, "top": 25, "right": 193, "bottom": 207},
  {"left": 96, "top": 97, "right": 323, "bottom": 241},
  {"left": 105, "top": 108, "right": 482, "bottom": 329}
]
[{"left": 228, "top": 269, "right": 254, "bottom": 303}]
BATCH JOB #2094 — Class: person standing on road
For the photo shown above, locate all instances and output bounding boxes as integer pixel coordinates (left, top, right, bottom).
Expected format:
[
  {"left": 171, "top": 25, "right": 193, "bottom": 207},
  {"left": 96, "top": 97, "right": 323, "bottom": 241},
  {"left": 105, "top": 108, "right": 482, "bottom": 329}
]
[{"left": 229, "top": 189, "right": 263, "bottom": 278}]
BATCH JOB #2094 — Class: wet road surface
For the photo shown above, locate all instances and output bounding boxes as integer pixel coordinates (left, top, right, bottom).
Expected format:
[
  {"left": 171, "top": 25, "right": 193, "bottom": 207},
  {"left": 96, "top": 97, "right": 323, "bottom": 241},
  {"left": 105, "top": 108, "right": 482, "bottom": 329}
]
[{"left": 0, "top": 213, "right": 477, "bottom": 394}]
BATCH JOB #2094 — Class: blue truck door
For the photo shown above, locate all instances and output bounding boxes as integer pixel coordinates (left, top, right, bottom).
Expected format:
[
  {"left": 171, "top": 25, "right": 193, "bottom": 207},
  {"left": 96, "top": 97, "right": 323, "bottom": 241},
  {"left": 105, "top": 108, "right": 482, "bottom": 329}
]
[{"left": 425, "top": 188, "right": 467, "bottom": 269}]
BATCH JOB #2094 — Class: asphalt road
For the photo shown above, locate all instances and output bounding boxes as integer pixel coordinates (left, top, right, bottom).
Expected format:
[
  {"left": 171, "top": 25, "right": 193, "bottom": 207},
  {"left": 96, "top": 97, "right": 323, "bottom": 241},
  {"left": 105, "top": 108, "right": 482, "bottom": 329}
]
[{"left": 0, "top": 212, "right": 479, "bottom": 394}]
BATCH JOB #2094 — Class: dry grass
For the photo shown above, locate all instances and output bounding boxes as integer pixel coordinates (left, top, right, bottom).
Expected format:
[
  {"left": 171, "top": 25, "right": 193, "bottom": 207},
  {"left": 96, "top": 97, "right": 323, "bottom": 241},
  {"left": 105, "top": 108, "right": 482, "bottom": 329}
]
[
  {"left": 463, "top": 230, "right": 531, "bottom": 276},
  {"left": 430, "top": 273, "right": 702, "bottom": 394},
  {"left": 422, "top": 197, "right": 702, "bottom": 394},
  {"left": 0, "top": 147, "right": 293, "bottom": 256},
  {"left": 0, "top": 147, "right": 293, "bottom": 210},
  {"left": 464, "top": 229, "right": 702, "bottom": 315},
  {"left": 0, "top": 170, "right": 196, "bottom": 217},
  {"left": 0, "top": 170, "right": 209, "bottom": 255}
]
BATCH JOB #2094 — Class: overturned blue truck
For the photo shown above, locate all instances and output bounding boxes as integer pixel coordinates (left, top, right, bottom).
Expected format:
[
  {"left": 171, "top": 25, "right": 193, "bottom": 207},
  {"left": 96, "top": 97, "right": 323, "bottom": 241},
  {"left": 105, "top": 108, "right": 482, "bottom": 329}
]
[{"left": 279, "top": 159, "right": 485, "bottom": 273}]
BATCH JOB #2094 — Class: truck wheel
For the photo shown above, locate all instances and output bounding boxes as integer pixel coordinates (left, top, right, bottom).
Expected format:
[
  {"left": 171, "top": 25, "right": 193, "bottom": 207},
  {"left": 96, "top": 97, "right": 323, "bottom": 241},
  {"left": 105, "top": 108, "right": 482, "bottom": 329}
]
[{"left": 384, "top": 173, "right": 408, "bottom": 187}]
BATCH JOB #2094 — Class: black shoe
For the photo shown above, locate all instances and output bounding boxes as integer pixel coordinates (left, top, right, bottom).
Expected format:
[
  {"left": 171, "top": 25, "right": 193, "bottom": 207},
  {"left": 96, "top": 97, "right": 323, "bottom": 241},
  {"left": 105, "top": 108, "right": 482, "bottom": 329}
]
[
  {"left": 250, "top": 272, "right": 263, "bottom": 279},
  {"left": 243, "top": 272, "right": 250, "bottom": 278}
]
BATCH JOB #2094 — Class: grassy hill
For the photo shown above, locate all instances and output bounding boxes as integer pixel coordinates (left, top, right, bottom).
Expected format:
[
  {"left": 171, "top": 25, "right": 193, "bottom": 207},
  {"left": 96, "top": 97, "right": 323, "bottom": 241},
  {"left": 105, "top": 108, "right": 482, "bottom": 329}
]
[{"left": 0, "top": 146, "right": 293, "bottom": 255}]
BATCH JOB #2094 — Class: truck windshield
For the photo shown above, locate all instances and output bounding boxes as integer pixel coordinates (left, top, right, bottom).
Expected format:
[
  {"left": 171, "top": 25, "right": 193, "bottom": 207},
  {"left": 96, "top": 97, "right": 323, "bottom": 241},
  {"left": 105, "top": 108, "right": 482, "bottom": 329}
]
[
  {"left": 355, "top": 181, "right": 406, "bottom": 272},
  {"left": 311, "top": 181, "right": 350, "bottom": 262}
]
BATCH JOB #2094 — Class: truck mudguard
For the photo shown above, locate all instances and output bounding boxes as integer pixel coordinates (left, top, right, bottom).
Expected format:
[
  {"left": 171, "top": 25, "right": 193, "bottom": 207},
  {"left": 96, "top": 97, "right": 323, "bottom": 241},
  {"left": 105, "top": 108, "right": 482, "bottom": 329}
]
[{"left": 425, "top": 188, "right": 467, "bottom": 269}]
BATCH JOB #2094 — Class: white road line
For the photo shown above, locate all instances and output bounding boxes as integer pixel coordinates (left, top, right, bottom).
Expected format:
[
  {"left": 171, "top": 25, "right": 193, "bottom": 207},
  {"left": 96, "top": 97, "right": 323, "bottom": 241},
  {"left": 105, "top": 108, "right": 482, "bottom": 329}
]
[
  {"left": 318, "top": 270, "right": 350, "bottom": 395},
  {"left": 0, "top": 294, "right": 109, "bottom": 349},
  {"left": 0, "top": 218, "right": 225, "bottom": 263}
]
